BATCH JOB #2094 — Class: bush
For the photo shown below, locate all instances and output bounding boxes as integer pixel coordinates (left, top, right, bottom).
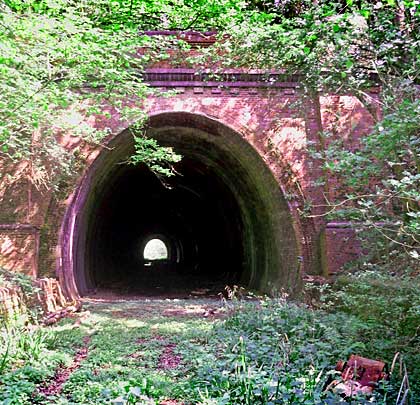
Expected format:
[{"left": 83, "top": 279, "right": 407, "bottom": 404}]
[
  {"left": 191, "top": 298, "right": 399, "bottom": 404},
  {"left": 311, "top": 268, "right": 420, "bottom": 403}
]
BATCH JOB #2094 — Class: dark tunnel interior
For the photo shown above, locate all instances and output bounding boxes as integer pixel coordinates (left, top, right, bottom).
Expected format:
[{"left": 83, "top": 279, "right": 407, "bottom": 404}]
[
  {"left": 85, "top": 158, "right": 244, "bottom": 295},
  {"left": 69, "top": 113, "right": 299, "bottom": 298}
]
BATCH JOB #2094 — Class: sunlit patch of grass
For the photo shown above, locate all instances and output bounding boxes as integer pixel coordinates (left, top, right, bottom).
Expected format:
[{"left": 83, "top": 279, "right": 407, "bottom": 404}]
[
  {"left": 44, "top": 298, "right": 227, "bottom": 404},
  {"left": 148, "top": 319, "right": 213, "bottom": 336}
]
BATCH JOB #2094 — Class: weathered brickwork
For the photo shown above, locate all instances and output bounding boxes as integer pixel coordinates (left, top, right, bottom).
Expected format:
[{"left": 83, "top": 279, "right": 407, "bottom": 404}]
[
  {"left": 0, "top": 160, "right": 30, "bottom": 224},
  {"left": 0, "top": 70, "right": 377, "bottom": 295},
  {"left": 0, "top": 224, "right": 39, "bottom": 276},
  {"left": 323, "top": 223, "right": 361, "bottom": 276}
]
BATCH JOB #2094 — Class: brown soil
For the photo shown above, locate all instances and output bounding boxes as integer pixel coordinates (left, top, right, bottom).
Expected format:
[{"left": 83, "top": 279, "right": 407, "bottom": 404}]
[
  {"left": 37, "top": 336, "right": 91, "bottom": 399},
  {"left": 158, "top": 343, "right": 182, "bottom": 370}
]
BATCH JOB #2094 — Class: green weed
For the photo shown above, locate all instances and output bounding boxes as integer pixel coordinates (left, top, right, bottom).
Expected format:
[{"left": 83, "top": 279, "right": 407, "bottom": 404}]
[{"left": 1, "top": 293, "right": 417, "bottom": 404}]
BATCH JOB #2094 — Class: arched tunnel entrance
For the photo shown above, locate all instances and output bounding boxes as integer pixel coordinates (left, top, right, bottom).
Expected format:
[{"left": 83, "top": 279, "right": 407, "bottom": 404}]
[{"left": 61, "top": 112, "right": 300, "bottom": 297}]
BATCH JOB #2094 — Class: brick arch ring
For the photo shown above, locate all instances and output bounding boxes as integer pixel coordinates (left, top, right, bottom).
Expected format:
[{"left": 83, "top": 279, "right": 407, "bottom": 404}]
[{"left": 58, "top": 111, "right": 302, "bottom": 299}]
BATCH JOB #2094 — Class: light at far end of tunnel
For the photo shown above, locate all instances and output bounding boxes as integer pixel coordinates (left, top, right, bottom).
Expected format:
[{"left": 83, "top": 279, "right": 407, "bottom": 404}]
[{"left": 143, "top": 238, "right": 169, "bottom": 261}]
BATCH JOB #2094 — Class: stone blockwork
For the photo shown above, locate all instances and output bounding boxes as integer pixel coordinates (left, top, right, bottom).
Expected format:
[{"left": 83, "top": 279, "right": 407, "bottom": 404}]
[{"left": 0, "top": 66, "right": 377, "bottom": 297}]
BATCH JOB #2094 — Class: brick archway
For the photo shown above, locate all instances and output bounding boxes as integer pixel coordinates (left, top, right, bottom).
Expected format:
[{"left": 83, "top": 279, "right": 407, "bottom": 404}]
[{"left": 59, "top": 112, "right": 301, "bottom": 298}]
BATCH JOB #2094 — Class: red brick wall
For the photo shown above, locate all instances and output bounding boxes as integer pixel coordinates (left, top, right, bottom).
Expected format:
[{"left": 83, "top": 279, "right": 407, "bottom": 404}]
[
  {"left": 0, "top": 78, "right": 376, "bottom": 284},
  {"left": 0, "top": 224, "right": 39, "bottom": 276},
  {"left": 323, "top": 223, "right": 361, "bottom": 276}
]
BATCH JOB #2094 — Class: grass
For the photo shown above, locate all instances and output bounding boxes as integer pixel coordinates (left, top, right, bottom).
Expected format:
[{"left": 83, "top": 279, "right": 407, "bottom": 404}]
[
  {"left": 1, "top": 264, "right": 419, "bottom": 405},
  {"left": 49, "top": 298, "right": 229, "bottom": 404}
]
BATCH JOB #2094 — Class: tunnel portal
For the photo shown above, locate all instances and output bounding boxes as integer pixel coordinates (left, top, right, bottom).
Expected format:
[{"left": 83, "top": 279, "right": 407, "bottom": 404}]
[{"left": 64, "top": 112, "right": 299, "bottom": 297}]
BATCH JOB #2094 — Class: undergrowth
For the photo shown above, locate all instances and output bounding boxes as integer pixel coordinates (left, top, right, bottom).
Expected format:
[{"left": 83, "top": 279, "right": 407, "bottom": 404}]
[
  {"left": 0, "top": 269, "right": 72, "bottom": 404},
  {"left": 1, "top": 269, "right": 418, "bottom": 404},
  {"left": 307, "top": 267, "right": 420, "bottom": 404}
]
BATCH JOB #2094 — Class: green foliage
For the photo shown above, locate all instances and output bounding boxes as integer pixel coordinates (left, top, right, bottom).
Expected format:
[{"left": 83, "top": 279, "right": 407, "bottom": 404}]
[
  {"left": 130, "top": 133, "right": 182, "bottom": 178},
  {"left": 209, "top": 0, "right": 420, "bottom": 263},
  {"left": 1, "top": 294, "right": 417, "bottom": 404},
  {"left": 0, "top": 0, "right": 183, "bottom": 188},
  {"left": 193, "top": 298, "right": 386, "bottom": 404},
  {"left": 325, "top": 99, "right": 420, "bottom": 261},
  {"left": 0, "top": 268, "right": 38, "bottom": 305},
  {"left": 0, "top": 324, "right": 65, "bottom": 404},
  {"left": 0, "top": 268, "right": 65, "bottom": 404},
  {"left": 309, "top": 267, "right": 420, "bottom": 403},
  {"left": 2, "top": 0, "right": 246, "bottom": 30},
  {"left": 213, "top": 2, "right": 373, "bottom": 93},
  {"left": 0, "top": 368, "right": 39, "bottom": 405},
  {"left": 1, "top": 2, "right": 419, "bottom": 404},
  {"left": 0, "top": 268, "right": 43, "bottom": 326}
]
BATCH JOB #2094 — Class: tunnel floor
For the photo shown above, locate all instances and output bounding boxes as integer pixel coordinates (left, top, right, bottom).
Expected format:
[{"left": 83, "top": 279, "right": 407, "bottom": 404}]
[{"left": 93, "top": 275, "right": 238, "bottom": 299}]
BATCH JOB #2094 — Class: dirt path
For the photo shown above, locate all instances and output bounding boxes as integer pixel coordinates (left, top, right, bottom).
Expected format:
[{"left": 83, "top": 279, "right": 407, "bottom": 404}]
[{"left": 37, "top": 336, "right": 91, "bottom": 401}]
